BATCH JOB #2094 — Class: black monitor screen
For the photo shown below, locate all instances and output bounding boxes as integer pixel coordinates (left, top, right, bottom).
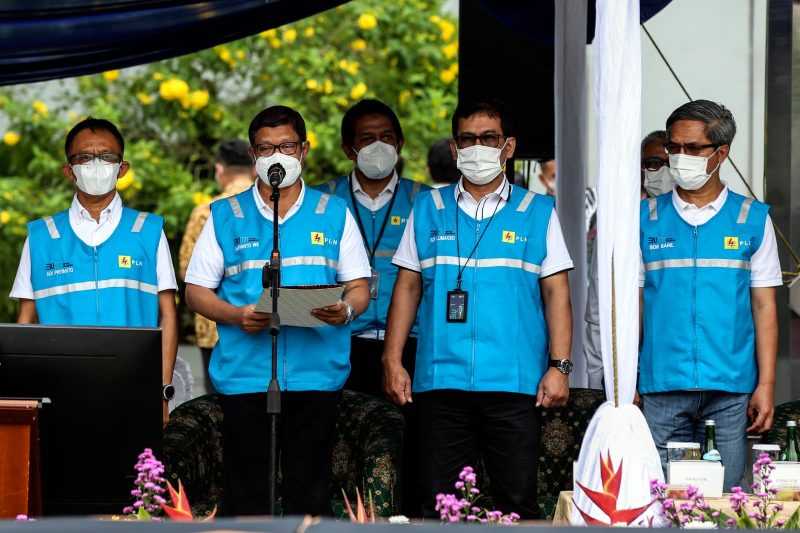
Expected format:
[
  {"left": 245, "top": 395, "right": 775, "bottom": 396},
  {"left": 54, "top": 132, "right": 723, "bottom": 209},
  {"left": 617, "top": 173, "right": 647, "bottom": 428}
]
[{"left": 0, "top": 324, "right": 163, "bottom": 515}]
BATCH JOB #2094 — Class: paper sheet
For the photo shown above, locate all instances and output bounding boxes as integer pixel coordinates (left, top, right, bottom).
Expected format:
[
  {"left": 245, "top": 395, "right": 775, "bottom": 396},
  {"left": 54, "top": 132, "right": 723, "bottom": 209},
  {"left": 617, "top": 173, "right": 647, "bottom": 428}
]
[{"left": 254, "top": 284, "right": 344, "bottom": 327}]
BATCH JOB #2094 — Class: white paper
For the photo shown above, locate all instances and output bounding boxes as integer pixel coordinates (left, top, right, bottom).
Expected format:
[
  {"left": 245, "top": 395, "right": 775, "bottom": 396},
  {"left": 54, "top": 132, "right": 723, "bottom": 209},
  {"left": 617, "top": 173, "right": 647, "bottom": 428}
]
[{"left": 255, "top": 284, "right": 344, "bottom": 327}]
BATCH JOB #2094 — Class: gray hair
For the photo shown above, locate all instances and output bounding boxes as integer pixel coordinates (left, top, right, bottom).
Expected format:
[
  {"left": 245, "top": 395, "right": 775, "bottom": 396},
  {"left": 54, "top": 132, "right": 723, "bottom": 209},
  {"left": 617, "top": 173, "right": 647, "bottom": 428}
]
[
  {"left": 641, "top": 130, "right": 666, "bottom": 151},
  {"left": 666, "top": 100, "right": 737, "bottom": 146}
]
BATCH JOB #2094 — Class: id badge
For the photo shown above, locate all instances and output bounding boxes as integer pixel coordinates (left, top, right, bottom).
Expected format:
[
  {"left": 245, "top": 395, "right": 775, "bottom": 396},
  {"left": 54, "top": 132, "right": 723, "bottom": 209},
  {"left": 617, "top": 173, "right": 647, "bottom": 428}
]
[
  {"left": 369, "top": 268, "right": 380, "bottom": 300},
  {"left": 446, "top": 289, "right": 468, "bottom": 322}
]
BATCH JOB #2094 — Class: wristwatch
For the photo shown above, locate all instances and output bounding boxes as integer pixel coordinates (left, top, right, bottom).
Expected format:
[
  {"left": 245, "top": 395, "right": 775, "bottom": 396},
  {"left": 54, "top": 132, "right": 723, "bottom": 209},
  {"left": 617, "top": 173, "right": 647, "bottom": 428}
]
[
  {"left": 343, "top": 300, "right": 355, "bottom": 325},
  {"left": 548, "top": 359, "right": 574, "bottom": 375},
  {"left": 162, "top": 384, "right": 176, "bottom": 401}
]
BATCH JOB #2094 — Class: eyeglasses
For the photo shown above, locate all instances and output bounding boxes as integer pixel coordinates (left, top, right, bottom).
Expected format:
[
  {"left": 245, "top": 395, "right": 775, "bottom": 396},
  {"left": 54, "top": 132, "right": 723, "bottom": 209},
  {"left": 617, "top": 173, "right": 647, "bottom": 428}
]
[
  {"left": 641, "top": 157, "right": 669, "bottom": 171},
  {"left": 454, "top": 133, "right": 507, "bottom": 149},
  {"left": 664, "top": 142, "right": 718, "bottom": 156},
  {"left": 252, "top": 141, "right": 303, "bottom": 157},
  {"left": 68, "top": 152, "right": 122, "bottom": 165}
]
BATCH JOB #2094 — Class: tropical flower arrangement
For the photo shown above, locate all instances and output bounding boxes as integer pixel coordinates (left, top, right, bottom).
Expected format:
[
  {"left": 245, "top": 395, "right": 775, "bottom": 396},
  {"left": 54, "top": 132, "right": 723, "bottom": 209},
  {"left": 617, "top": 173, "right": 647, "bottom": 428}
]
[
  {"left": 434, "top": 466, "right": 520, "bottom": 525},
  {"left": 650, "top": 453, "right": 800, "bottom": 529}
]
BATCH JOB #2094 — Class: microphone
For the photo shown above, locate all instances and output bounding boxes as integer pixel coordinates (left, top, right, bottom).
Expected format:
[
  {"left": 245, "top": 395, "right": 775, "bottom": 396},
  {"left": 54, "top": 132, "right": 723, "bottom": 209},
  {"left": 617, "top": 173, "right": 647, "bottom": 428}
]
[{"left": 268, "top": 163, "right": 285, "bottom": 188}]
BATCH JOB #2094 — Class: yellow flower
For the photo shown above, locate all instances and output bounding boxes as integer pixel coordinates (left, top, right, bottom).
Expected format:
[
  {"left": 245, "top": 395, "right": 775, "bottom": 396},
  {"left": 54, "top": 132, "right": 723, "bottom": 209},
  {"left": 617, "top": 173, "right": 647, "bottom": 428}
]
[
  {"left": 133, "top": 180, "right": 143, "bottom": 190},
  {"left": 398, "top": 90, "right": 411, "bottom": 106},
  {"left": 304, "top": 26, "right": 315, "bottom": 38},
  {"left": 213, "top": 111, "right": 222, "bottom": 122},
  {"left": 269, "top": 38, "right": 282, "bottom": 49},
  {"left": 283, "top": 28, "right": 297, "bottom": 43},
  {"left": 346, "top": 61, "right": 360, "bottom": 75},
  {"left": 358, "top": 13, "right": 378, "bottom": 30},
  {"left": 235, "top": 50, "right": 245, "bottom": 60},
  {"left": 0, "top": 211, "right": 10, "bottom": 224},
  {"left": 103, "top": 69, "right": 120, "bottom": 82},
  {"left": 429, "top": 14, "right": 442, "bottom": 24},
  {"left": 137, "top": 93, "right": 153, "bottom": 105},
  {"left": 336, "top": 97, "right": 349, "bottom": 107},
  {"left": 351, "top": 39, "right": 367, "bottom": 51},
  {"left": 350, "top": 82, "right": 367, "bottom": 100},
  {"left": 188, "top": 90, "right": 209, "bottom": 110},
  {"left": 159, "top": 78, "right": 190, "bottom": 101},
  {"left": 438, "top": 108, "right": 447, "bottom": 119},
  {"left": 192, "top": 191, "right": 212, "bottom": 205},
  {"left": 2, "top": 192, "right": 12, "bottom": 200},
  {"left": 152, "top": 72, "right": 164, "bottom": 81},
  {"left": 116, "top": 169, "right": 135, "bottom": 191},
  {"left": 307, "top": 131, "right": 319, "bottom": 150},
  {"left": 440, "top": 68, "right": 456, "bottom": 84},
  {"left": 338, "top": 59, "right": 349, "bottom": 70},
  {"left": 68, "top": 110, "right": 78, "bottom": 122},
  {"left": 180, "top": 94, "right": 191, "bottom": 109},
  {"left": 3, "top": 131, "right": 20, "bottom": 146},
  {"left": 306, "top": 79, "right": 319, "bottom": 91},
  {"left": 32, "top": 99, "right": 48, "bottom": 117},
  {"left": 259, "top": 29, "right": 277, "bottom": 39},
  {"left": 323, "top": 79, "right": 333, "bottom": 94},
  {"left": 443, "top": 41, "right": 458, "bottom": 59},
  {"left": 219, "top": 48, "right": 233, "bottom": 63},
  {"left": 439, "top": 19, "right": 456, "bottom": 41}
]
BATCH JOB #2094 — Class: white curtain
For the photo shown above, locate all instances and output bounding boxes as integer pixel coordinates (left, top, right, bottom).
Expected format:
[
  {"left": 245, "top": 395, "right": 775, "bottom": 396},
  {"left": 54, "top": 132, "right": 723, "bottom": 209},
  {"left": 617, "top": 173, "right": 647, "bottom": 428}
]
[
  {"left": 570, "top": 0, "right": 664, "bottom": 525},
  {"left": 554, "top": 0, "right": 588, "bottom": 387}
]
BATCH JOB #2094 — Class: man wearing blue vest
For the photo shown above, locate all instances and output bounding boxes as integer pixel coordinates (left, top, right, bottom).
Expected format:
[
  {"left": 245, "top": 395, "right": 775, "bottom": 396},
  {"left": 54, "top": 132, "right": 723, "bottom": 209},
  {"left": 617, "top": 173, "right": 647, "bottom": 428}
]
[
  {"left": 10, "top": 117, "right": 179, "bottom": 422},
  {"left": 184, "top": 105, "right": 371, "bottom": 516},
  {"left": 384, "top": 98, "right": 574, "bottom": 518},
  {"left": 316, "top": 99, "right": 430, "bottom": 396},
  {"left": 639, "top": 100, "right": 781, "bottom": 491}
]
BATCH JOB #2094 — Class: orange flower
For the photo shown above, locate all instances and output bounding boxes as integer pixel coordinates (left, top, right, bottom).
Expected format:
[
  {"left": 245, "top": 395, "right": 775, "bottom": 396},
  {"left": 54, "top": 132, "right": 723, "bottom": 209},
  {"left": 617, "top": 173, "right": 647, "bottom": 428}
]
[{"left": 160, "top": 480, "right": 216, "bottom": 521}]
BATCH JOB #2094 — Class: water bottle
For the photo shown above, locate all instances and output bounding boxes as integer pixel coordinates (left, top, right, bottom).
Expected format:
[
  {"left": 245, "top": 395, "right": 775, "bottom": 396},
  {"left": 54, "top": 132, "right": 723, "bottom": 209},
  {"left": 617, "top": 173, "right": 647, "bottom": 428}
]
[
  {"left": 780, "top": 420, "right": 800, "bottom": 461},
  {"left": 702, "top": 420, "right": 722, "bottom": 462}
]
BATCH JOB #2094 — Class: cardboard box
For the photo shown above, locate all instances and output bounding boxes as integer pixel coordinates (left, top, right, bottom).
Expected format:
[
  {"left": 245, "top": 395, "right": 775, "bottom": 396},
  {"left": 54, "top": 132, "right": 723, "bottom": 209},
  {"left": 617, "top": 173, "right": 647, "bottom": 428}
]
[
  {"left": 754, "top": 462, "right": 800, "bottom": 493},
  {"left": 668, "top": 461, "right": 725, "bottom": 497}
]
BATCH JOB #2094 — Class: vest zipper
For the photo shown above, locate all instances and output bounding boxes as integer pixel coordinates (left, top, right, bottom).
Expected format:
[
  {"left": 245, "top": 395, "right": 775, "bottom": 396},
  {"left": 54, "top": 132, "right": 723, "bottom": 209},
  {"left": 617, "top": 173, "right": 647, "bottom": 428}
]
[
  {"left": 470, "top": 219, "right": 480, "bottom": 391},
  {"left": 692, "top": 226, "right": 698, "bottom": 388},
  {"left": 93, "top": 246, "right": 100, "bottom": 325}
]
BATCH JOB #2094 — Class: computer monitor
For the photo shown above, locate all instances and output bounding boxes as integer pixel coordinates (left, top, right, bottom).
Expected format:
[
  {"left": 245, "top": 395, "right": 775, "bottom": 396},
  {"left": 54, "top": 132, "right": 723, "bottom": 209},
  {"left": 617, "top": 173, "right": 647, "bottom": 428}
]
[{"left": 0, "top": 324, "right": 163, "bottom": 515}]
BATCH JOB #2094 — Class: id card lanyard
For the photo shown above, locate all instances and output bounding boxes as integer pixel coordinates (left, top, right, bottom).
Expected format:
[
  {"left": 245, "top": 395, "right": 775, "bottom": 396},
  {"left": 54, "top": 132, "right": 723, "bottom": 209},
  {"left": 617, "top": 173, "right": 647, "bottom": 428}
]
[
  {"left": 447, "top": 183, "right": 508, "bottom": 322},
  {"left": 348, "top": 174, "right": 398, "bottom": 300}
]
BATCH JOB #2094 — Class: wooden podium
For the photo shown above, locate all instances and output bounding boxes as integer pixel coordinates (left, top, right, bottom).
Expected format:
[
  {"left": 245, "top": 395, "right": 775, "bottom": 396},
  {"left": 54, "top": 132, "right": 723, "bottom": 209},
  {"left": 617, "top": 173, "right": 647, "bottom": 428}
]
[{"left": 0, "top": 399, "right": 42, "bottom": 518}]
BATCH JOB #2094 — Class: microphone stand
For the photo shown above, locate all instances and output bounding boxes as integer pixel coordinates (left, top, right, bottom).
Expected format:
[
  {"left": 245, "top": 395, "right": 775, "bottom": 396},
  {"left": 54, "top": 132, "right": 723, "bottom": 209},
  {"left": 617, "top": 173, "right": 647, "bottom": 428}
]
[{"left": 263, "top": 175, "right": 282, "bottom": 516}]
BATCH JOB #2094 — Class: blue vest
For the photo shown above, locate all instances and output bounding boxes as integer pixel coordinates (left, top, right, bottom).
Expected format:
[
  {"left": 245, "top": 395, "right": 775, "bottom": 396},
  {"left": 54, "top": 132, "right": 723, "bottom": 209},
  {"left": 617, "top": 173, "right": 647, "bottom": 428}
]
[
  {"left": 210, "top": 186, "right": 351, "bottom": 394},
  {"left": 316, "top": 175, "right": 429, "bottom": 335},
  {"left": 27, "top": 208, "right": 162, "bottom": 326},
  {"left": 639, "top": 191, "right": 769, "bottom": 394},
  {"left": 412, "top": 184, "right": 552, "bottom": 395}
]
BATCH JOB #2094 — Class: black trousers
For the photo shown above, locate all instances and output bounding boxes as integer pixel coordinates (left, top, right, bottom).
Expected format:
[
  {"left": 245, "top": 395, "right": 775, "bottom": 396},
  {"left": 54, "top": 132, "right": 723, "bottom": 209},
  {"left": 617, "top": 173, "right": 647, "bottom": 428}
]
[
  {"left": 345, "top": 336, "right": 421, "bottom": 517},
  {"left": 200, "top": 347, "right": 216, "bottom": 394},
  {"left": 218, "top": 390, "right": 340, "bottom": 516},
  {"left": 416, "top": 390, "right": 542, "bottom": 519}
]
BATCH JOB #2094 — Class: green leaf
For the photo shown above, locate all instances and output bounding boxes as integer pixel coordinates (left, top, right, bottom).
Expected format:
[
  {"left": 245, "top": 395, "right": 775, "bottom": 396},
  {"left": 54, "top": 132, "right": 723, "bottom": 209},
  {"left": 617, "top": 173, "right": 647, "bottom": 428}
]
[{"left": 136, "top": 506, "right": 151, "bottom": 521}]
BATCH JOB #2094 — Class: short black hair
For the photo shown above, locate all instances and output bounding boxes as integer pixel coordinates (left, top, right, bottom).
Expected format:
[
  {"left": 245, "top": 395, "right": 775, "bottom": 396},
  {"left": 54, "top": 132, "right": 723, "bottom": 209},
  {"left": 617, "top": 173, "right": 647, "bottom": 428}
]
[
  {"left": 427, "top": 137, "right": 459, "bottom": 184},
  {"left": 64, "top": 117, "right": 125, "bottom": 157},
  {"left": 248, "top": 105, "right": 306, "bottom": 145},
  {"left": 217, "top": 138, "right": 253, "bottom": 169},
  {"left": 340, "top": 99, "right": 404, "bottom": 147},
  {"left": 451, "top": 97, "right": 515, "bottom": 138}
]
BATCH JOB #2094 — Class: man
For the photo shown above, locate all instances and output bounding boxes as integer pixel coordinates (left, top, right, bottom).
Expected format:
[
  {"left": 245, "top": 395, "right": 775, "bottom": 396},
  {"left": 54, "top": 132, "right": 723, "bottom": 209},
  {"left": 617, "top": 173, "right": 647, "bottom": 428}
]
[
  {"left": 639, "top": 100, "right": 781, "bottom": 491},
  {"left": 317, "top": 99, "right": 429, "bottom": 396},
  {"left": 383, "top": 98, "right": 574, "bottom": 518},
  {"left": 184, "top": 105, "right": 371, "bottom": 516},
  {"left": 427, "top": 137, "right": 460, "bottom": 188},
  {"left": 585, "top": 130, "right": 671, "bottom": 389},
  {"left": 538, "top": 158, "right": 557, "bottom": 195},
  {"left": 10, "top": 117, "right": 178, "bottom": 422},
  {"left": 179, "top": 139, "right": 255, "bottom": 394}
]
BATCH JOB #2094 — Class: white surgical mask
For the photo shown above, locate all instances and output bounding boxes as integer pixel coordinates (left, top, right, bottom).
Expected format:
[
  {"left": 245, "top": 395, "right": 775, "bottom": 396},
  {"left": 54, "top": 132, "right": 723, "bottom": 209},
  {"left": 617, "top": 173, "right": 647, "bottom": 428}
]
[
  {"left": 456, "top": 142, "right": 506, "bottom": 185},
  {"left": 643, "top": 167, "right": 674, "bottom": 197},
  {"left": 72, "top": 160, "right": 120, "bottom": 196},
  {"left": 355, "top": 141, "right": 398, "bottom": 180},
  {"left": 255, "top": 152, "right": 303, "bottom": 189},
  {"left": 668, "top": 148, "right": 720, "bottom": 191}
]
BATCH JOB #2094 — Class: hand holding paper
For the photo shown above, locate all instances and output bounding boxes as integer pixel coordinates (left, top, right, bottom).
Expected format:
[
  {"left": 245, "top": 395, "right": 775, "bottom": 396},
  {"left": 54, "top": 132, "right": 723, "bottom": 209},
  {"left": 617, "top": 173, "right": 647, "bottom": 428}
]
[{"left": 254, "top": 284, "right": 345, "bottom": 327}]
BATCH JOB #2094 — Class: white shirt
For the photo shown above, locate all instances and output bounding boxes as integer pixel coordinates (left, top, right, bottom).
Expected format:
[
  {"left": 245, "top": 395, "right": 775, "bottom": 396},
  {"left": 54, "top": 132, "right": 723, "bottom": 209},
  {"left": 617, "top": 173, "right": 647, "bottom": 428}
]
[
  {"left": 393, "top": 177, "right": 574, "bottom": 277},
  {"left": 638, "top": 186, "right": 782, "bottom": 287},
  {"left": 185, "top": 180, "right": 371, "bottom": 289},
  {"left": 350, "top": 170, "right": 398, "bottom": 211},
  {"left": 10, "top": 193, "right": 177, "bottom": 299}
]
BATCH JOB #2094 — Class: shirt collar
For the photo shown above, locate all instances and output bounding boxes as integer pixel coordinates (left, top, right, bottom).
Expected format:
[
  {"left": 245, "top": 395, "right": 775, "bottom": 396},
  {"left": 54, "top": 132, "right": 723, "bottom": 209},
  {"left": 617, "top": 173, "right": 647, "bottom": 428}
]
[
  {"left": 455, "top": 175, "right": 511, "bottom": 203},
  {"left": 70, "top": 192, "right": 122, "bottom": 226},
  {"left": 350, "top": 170, "right": 398, "bottom": 196},
  {"left": 252, "top": 179, "right": 305, "bottom": 218},
  {"left": 672, "top": 184, "right": 728, "bottom": 212}
]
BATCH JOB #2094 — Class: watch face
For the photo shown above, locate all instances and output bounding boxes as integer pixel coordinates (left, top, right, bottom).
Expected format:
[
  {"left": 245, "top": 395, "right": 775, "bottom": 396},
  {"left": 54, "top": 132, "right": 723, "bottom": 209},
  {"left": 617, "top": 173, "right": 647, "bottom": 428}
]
[
  {"left": 560, "top": 360, "right": 574, "bottom": 374},
  {"left": 162, "top": 384, "right": 176, "bottom": 400}
]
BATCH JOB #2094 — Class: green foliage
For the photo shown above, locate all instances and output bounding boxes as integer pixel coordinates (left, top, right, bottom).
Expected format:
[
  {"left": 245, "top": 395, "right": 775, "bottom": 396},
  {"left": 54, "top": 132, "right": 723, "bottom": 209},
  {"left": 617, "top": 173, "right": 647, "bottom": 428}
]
[{"left": 0, "top": 0, "right": 458, "bottom": 325}]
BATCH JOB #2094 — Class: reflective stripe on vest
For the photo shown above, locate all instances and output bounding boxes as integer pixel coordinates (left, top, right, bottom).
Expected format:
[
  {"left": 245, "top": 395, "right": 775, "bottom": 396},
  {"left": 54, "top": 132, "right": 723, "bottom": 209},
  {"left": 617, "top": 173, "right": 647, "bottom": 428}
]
[
  {"left": 224, "top": 255, "right": 339, "bottom": 277},
  {"left": 516, "top": 191, "right": 536, "bottom": 213},
  {"left": 419, "top": 255, "right": 542, "bottom": 274},
  {"left": 316, "top": 193, "right": 330, "bottom": 214},
  {"left": 644, "top": 258, "right": 751, "bottom": 271},
  {"left": 410, "top": 181, "right": 421, "bottom": 202},
  {"left": 228, "top": 196, "right": 244, "bottom": 218},
  {"left": 33, "top": 278, "right": 158, "bottom": 299},
  {"left": 648, "top": 197, "right": 658, "bottom": 221},
  {"left": 430, "top": 188, "right": 444, "bottom": 210},
  {"left": 131, "top": 212, "right": 148, "bottom": 233},
  {"left": 44, "top": 216, "right": 60, "bottom": 239},
  {"left": 737, "top": 197, "right": 753, "bottom": 224}
]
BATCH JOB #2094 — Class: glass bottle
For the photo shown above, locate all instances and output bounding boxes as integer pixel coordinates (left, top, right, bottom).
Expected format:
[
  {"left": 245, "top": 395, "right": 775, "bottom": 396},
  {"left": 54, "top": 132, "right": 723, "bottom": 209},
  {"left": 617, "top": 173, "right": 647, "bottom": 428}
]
[
  {"left": 780, "top": 420, "right": 800, "bottom": 461},
  {"left": 702, "top": 420, "right": 722, "bottom": 462}
]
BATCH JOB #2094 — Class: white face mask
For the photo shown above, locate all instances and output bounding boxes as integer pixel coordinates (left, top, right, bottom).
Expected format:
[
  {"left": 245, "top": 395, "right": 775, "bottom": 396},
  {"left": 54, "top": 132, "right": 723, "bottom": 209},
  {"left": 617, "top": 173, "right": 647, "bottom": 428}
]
[
  {"left": 456, "top": 141, "right": 506, "bottom": 185},
  {"left": 355, "top": 141, "right": 398, "bottom": 180},
  {"left": 643, "top": 166, "right": 674, "bottom": 197},
  {"left": 255, "top": 152, "right": 303, "bottom": 189},
  {"left": 72, "top": 160, "right": 120, "bottom": 196},
  {"left": 668, "top": 148, "right": 720, "bottom": 191}
]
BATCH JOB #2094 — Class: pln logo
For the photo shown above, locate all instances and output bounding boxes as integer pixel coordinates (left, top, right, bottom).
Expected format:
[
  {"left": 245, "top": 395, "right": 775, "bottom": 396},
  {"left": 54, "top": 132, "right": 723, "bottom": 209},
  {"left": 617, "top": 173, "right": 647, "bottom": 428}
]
[
  {"left": 390, "top": 215, "right": 402, "bottom": 225},
  {"left": 723, "top": 236, "right": 739, "bottom": 250},
  {"left": 311, "top": 232, "right": 325, "bottom": 245},
  {"left": 502, "top": 230, "right": 516, "bottom": 243},
  {"left": 118, "top": 255, "right": 131, "bottom": 268}
]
